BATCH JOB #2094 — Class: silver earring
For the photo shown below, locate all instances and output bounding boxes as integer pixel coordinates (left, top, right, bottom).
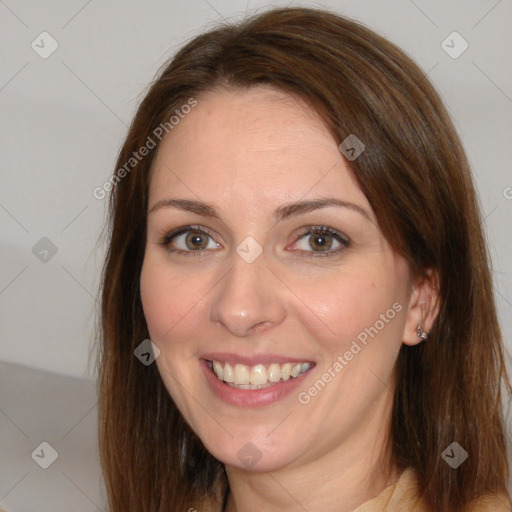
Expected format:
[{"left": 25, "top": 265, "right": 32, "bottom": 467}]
[{"left": 417, "top": 325, "right": 428, "bottom": 340}]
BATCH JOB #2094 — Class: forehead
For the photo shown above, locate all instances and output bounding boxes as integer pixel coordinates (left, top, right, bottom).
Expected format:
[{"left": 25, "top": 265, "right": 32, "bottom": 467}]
[{"left": 148, "top": 86, "right": 370, "bottom": 212}]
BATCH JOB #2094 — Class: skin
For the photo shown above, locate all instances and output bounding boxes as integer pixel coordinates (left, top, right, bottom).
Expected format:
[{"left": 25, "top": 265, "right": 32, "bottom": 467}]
[{"left": 140, "top": 86, "right": 439, "bottom": 512}]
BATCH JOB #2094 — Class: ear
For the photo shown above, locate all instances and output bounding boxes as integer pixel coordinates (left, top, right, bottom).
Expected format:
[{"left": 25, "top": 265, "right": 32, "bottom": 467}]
[{"left": 402, "top": 269, "right": 441, "bottom": 346}]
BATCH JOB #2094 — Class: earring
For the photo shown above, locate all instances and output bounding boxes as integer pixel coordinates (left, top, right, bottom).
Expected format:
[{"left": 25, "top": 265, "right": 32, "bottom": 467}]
[{"left": 417, "top": 324, "right": 428, "bottom": 340}]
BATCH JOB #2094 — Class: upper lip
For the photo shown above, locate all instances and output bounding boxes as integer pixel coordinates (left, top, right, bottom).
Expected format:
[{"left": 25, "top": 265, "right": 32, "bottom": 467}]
[{"left": 201, "top": 352, "right": 315, "bottom": 366}]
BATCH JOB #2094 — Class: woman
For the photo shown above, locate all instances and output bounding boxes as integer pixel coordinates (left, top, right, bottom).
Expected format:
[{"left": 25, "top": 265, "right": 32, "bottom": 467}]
[{"left": 97, "top": 7, "right": 512, "bottom": 511}]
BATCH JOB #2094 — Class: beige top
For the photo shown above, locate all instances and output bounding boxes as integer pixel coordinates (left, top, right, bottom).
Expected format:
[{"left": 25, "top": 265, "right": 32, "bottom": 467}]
[{"left": 353, "top": 468, "right": 512, "bottom": 512}]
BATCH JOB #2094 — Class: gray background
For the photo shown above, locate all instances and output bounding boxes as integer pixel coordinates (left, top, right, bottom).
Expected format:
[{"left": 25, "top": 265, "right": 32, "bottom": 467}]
[{"left": 0, "top": 0, "right": 511, "bottom": 510}]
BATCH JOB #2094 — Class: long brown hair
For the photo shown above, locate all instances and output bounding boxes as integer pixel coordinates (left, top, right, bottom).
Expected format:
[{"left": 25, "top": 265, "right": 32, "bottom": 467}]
[{"left": 96, "top": 7, "right": 511, "bottom": 511}]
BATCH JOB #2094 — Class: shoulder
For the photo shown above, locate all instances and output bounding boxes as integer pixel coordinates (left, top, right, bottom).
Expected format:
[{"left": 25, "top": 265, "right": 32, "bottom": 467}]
[
  {"left": 362, "top": 468, "right": 511, "bottom": 512},
  {"left": 464, "top": 492, "right": 511, "bottom": 511}
]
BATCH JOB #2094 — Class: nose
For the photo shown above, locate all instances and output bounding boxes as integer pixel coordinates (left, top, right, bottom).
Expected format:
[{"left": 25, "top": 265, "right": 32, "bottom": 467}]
[{"left": 209, "top": 247, "right": 286, "bottom": 337}]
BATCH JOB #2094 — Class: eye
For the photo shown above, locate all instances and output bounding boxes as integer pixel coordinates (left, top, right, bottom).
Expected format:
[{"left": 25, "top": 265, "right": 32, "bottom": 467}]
[
  {"left": 157, "top": 224, "right": 349, "bottom": 258},
  {"left": 291, "top": 226, "right": 350, "bottom": 257},
  {"left": 158, "top": 225, "right": 220, "bottom": 256}
]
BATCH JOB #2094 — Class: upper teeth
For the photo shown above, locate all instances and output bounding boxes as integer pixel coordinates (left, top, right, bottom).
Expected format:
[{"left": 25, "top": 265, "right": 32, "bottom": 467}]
[{"left": 212, "top": 360, "right": 311, "bottom": 388}]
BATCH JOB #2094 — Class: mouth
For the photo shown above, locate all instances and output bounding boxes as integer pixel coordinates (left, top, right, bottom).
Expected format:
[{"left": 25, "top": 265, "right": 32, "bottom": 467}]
[{"left": 204, "top": 358, "right": 314, "bottom": 390}]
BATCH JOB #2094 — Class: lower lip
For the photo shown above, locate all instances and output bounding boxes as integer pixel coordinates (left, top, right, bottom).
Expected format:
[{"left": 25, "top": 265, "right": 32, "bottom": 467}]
[{"left": 201, "top": 359, "right": 313, "bottom": 407}]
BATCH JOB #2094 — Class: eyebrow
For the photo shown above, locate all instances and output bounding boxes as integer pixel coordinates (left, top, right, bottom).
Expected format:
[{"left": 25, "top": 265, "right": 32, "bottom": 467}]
[{"left": 148, "top": 197, "right": 372, "bottom": 222}]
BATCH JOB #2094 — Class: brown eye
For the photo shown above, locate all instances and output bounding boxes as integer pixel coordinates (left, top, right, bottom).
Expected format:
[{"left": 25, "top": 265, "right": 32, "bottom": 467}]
[
  {"left": 159, "top": 226, "right": 220, "bottom": 256},
  {"left": 309, "top": 233, "right": 334, "bottom": 251},
  {"left": 184, "top": 231, "right": 209, "bottom": 250},
  {"left": 292, "top": 226, "right": 350, "bottom": 257}
]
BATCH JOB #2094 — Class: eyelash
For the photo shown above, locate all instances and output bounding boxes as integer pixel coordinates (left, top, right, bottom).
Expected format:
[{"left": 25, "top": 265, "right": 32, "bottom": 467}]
[{"left": 157, "top": 224, "right": 350, "bottom": 258}]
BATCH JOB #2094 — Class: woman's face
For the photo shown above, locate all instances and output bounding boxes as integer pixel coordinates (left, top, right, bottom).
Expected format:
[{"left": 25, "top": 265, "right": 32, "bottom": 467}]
[{"left": 140, "top": 86, "right": 415, "bottom": 472}]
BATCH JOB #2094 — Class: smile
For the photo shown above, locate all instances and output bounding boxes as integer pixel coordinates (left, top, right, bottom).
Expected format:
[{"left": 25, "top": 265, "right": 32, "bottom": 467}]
[{"left": 208, "top": 360, "right": 313, "bottom": 389}]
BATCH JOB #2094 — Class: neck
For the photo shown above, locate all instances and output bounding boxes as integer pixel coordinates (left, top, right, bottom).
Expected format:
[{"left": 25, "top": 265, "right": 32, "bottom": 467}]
[{"left": 223, "top": 392, "right": 398, "bottom": 512}]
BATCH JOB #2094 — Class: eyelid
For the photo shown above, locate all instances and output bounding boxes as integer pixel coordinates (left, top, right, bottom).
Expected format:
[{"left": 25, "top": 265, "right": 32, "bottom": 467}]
[
  {"left": 295, "top": 225, "right": 349, "bottom": 243},
  {"left": 158, "top": 224, "right": 216, "bottom": 246}
]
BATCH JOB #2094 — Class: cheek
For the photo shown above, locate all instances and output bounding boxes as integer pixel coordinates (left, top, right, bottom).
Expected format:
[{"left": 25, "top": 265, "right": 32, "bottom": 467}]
[
  {"left": 140, "top": 260, "right": 165, "bottom": 339},
  {"left": 140, "top": 253, "right": 207, "bottom": 342},
  {"left": 139, "top": 257, "right": 190, "bottom": 342},
  {"left": 303, "top": 265, "right": 406, "bottom": 355},
  {"left": 140, "top": 258, "right": 199, "bottom": 405}
]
